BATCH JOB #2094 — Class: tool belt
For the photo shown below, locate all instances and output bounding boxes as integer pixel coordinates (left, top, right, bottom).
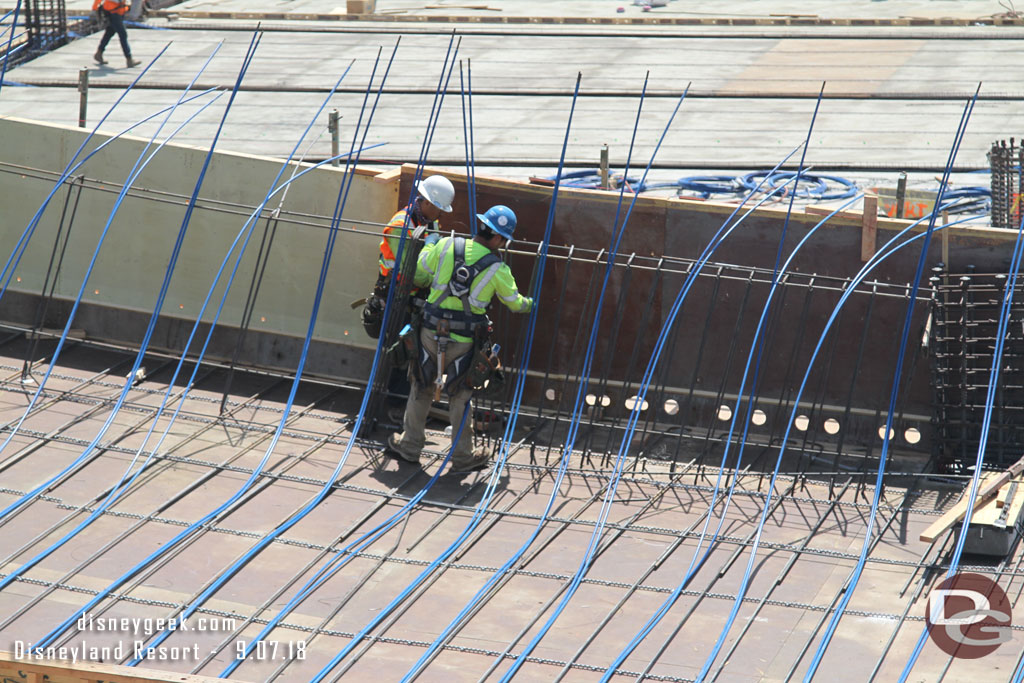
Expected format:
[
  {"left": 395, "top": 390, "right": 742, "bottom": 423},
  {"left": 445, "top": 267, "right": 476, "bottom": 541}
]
[
  {"left": 420, "top": 304, "right": 489, "bottom": 336},
  {"left": 413, "top": 311, "right": 502, "bottom": 396}
]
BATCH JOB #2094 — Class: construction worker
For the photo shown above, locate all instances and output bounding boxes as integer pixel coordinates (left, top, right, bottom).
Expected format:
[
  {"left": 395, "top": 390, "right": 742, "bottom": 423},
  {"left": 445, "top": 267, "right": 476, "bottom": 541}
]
[
  {"left": 92, "top": 0, "right": 141, "bottom": 68},
  {"left": 362, "top": 174, "right": 455, "bottom": 338},
  {"left": 386, "top": 205, "right": 533, "bottom": 473}
]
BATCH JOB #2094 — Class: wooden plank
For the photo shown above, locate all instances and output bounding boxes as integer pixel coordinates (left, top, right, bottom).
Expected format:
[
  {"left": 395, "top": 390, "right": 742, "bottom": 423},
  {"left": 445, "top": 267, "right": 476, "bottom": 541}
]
[
  {"left": 861, "top": 194, "right": 877, "bottom": 262},
  {"left": 920, "top": 456, "right": 1024, "bottom": 543},
  {"left": 0, "top": 651, "right": 243, "bottom": 683},
  {"left": 804, "top": 205, "right": 862, "bottom": 221}
]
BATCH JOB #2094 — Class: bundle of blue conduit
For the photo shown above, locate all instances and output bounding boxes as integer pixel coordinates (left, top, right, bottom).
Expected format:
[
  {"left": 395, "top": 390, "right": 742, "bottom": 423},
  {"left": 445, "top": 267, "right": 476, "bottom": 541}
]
[{"left": 546, "top": 169, "right": 993, "bottom": 216}]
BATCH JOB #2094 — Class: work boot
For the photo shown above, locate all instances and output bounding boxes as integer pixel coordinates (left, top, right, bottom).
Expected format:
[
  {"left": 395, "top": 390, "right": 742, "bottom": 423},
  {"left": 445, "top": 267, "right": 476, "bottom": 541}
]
[
  {"left": 450, "top": 447, "right": 490, "bottom": 474},
  {"left": 93, "top": 50, "right": 106, "bottom": 65},
  {"left": 385, "top": 433, "right": 420, "bottom": 465},
  {"left": 126, "top": 56, "right": 141, "bottom": 68}
]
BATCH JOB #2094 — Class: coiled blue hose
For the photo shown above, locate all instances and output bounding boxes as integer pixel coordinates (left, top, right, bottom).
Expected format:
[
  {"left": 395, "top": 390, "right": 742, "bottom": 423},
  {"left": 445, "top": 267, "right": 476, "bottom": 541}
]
[
  {"left": 544, "top": 168, "right": 860, "bottom": 203},
  {"left": 740, "top": 170, "right": 858, "bottom": 200}
]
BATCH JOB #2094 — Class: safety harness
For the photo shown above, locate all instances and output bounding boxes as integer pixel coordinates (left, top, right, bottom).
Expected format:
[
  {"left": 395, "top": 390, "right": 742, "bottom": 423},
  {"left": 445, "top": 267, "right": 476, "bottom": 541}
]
[
  {"left": 414, "top": 237, "right": 503, "bottom": 397},
  {"left": 421, "top": 237, "right": 501, "bottom": 335}
]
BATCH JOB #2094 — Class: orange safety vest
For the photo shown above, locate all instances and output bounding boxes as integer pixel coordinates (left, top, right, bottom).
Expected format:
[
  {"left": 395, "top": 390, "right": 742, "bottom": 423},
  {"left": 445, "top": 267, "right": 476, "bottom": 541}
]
[
  {"left": 93, "top": 0, "right": 129, "bottom": 15},
  {"left": 378, "top": 206, "right": 437, "bottom": 278}
]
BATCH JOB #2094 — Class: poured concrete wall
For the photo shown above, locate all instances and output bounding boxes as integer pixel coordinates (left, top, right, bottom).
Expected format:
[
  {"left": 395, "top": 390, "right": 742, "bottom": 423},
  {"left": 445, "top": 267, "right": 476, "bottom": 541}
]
[
  {"left": 0, "top": 116, "right": 395, "bottom": 379},
  {"left": 2, "top": 118, "right": 1018, "bottom": 460}
]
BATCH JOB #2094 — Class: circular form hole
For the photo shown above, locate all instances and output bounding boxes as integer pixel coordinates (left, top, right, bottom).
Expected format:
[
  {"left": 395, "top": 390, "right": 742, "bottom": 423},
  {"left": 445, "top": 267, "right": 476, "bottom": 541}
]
[
  {"left": 600, "top": 395, "right": 612, "bottom": 408},
  {"left": 585, "top": 394, "right": 597, "bottom": 406},
  {"left": 752, "top": 409, "right": 767, "bottom": 426},
  {"left": 718, "top": 405, "right": 733, "bottom": 421},
  {"left": 878, "top": 425, "right": 895, "bottom": 441},
  {"left": 545, "top": 388, "right": 557, "bottom": 401},
  {"left": 664, "top": 399, "right": 679, "bottom": 415},
  {"left": 823, "top": 418, "right": 840, "bottom": 435},
  {"left": 905, "top": 427, "right": 922, "bottom": 444},
  {"left": 794, "top": 415, "right": 809, "bottom": 432},
  {"left": 625, "top": 395, "right": 649, "bottom": 411}
]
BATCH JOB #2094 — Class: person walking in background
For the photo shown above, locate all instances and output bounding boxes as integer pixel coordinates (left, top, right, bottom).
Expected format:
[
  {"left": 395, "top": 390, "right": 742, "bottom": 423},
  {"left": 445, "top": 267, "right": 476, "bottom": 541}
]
[{"left": 93, "top": 0, "right": 141, "bottom": 68}]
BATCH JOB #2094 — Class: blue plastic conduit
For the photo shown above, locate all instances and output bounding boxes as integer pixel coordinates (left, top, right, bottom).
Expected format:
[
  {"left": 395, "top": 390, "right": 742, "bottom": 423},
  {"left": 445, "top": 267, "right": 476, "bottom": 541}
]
[
  {"left": 0, "top": 91, "right": 231, "bottom": 587},
  {"left": 459, "top": 59, "right": 478, "bottom": 233},
  {"left": 515, "top": 85, "right": 817, "bottom": 682},
  {"left": 801, "top": 85, "right": 979, "bottom": 682},
  {"left": 679, "top": 84, "right": 829, "bottom": 681},
  {"left": 0, "top": 44, "right": 226, "bottom": 520},
  {"left": 123, "top": 45, "right": 402, "bottom": 664},
  {"left": 225, "top": 38, "right": 467, "bottom": 676},
  {"left": 898, "top": 213, "right": 1024, "bottom": 683},
  {"left": 0, "top": 0, "right": 20, "bottom": 98},
  {"left": 26, "top": 32, "right": 268, "bottom": 651},
  {"left": 598, "top": 189, "right": 854, "bottom": 681},
  {"left": 690, "top": 209, "right": 984, "bottom": 682},
  {"left": 215, "top": 35, "right": 470, "bottom": 674},
  {"left": 307, "top": 71, "right": 582, "bottom": 683},
  {"left": 0, "top": 86, "right": 218, "bottom": 299},
  {"left": 401, "top": 72, "right": 659, "bottom": 681},
  {"left": 0, "top": 48, "right": 357, "bottom": 594},
  {"left": 540, "top": 80, "right": 819, "bottom": 671},
  {"left": 489, "top": 79, "right": 693, "bottom": 682}
]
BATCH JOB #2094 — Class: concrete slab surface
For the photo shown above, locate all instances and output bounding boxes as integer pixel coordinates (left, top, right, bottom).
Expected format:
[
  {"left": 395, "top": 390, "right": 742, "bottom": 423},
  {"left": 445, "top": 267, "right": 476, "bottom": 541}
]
[
  {"left": 2, "top": 0, "right": 1022, "bottom": 194},
  {"left": 0, "top": 335, "right": 1019, "bottom": 681}
]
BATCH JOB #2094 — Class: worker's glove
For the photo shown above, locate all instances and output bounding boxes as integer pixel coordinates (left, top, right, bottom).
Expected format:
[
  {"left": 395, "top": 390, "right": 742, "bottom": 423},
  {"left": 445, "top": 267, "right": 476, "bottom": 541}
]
[
  {"left": 524, "top": 297, "right": 535, "bottom": 313},
  {"left": 424, "top": 232, "right": 441, "bottom": 247}
]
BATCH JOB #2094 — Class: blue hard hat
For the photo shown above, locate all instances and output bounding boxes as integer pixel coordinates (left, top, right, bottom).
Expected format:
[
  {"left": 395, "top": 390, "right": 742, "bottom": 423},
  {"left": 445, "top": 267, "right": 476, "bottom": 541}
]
[{"left": 477, "top": 205, "right": 516, "bottom": 241}]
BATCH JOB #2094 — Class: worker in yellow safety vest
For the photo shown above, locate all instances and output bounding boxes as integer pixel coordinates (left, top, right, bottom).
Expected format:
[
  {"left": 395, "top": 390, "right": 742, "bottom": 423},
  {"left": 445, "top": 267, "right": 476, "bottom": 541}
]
[
  {"left": 385, "top": 204, "right": 533, "bottom": 474},
  {"left": 362, "top": 174, "right": 455, "bottom": 338},
  {"left": 92, "top": 0, "right": 141, "bottom": 68}
]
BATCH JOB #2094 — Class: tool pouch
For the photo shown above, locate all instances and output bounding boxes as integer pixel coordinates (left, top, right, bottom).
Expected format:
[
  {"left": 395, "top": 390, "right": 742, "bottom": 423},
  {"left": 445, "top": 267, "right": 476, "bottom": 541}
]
[
  {"left": 465, "top": 344, "right": 503, "bottom": 394},
  {"left": 361, "top": 276, "right": 390, "bottom": 339},
  {"left": 362, "top": 294, "right": 384, "bottom": 338}
]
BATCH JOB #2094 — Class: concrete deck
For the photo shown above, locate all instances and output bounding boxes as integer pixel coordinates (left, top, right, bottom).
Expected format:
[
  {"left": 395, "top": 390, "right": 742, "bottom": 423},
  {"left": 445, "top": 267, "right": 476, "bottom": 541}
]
[
  {"left": 1, "top": 0, "right": 1021, "bottom": 188},
  {"left": 0, "top": 334, "right": 1016, "bottom": 681}
]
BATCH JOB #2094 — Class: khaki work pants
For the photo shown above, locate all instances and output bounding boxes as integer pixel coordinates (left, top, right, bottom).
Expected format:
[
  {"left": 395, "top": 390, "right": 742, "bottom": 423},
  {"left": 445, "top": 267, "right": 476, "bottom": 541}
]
[{"left": 392, "top": 327, "right": 475, "bottom": 466}]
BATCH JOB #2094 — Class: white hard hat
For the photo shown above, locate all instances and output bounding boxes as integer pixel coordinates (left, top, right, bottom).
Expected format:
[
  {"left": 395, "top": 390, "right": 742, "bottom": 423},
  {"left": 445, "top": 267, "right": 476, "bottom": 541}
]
[{"left": 416, "top": 175, "right": 454, "bottom": 213}]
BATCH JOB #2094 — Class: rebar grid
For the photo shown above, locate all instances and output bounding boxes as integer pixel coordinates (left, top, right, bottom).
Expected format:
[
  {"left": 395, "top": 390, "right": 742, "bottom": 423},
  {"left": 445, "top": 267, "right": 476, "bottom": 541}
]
[{"left": 0, "top": 339, "right": 1016, "bottom": 682}]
